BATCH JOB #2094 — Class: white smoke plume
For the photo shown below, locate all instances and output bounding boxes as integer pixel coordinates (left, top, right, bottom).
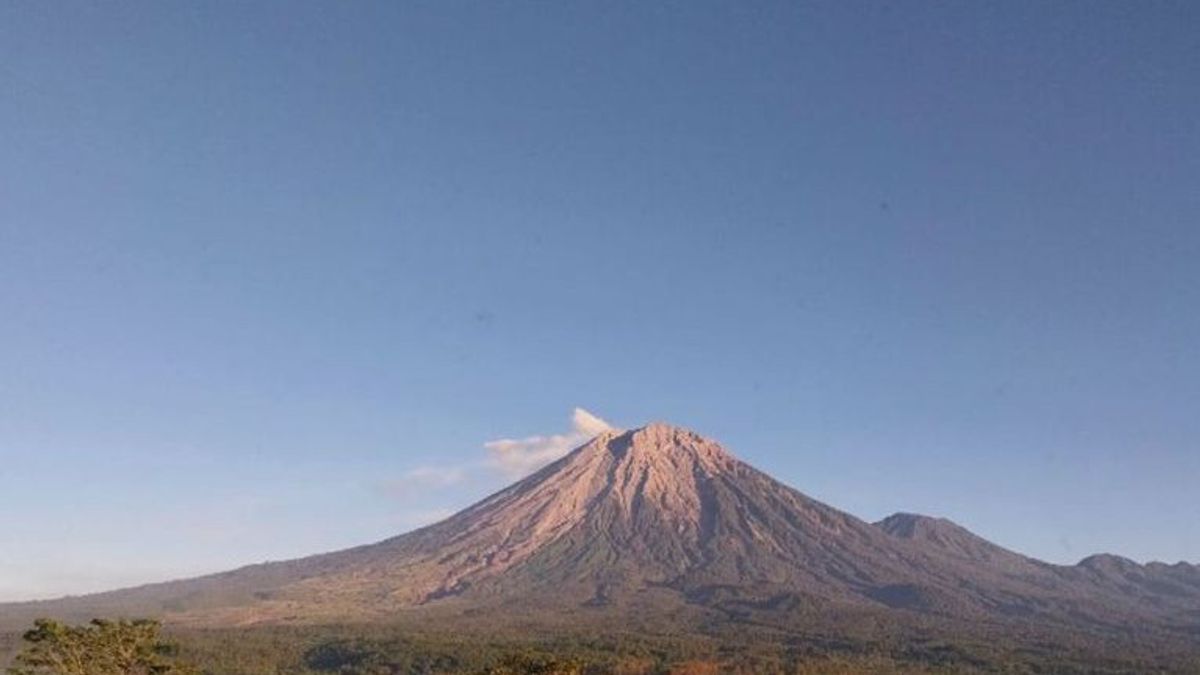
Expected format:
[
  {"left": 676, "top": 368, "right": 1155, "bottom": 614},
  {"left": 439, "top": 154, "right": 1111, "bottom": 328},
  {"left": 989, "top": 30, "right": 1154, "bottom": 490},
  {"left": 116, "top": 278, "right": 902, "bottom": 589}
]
[{"left": 484, "top": 408, "right": 614, "bottom": 478}]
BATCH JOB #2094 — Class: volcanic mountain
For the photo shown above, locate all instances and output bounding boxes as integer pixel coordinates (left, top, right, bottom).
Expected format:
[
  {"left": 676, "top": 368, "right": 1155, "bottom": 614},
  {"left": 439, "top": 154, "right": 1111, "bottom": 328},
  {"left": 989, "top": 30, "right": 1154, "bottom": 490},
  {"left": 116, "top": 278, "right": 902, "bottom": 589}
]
[{"left": 5, "top": 423, "right": 1199, "bottom": 644}]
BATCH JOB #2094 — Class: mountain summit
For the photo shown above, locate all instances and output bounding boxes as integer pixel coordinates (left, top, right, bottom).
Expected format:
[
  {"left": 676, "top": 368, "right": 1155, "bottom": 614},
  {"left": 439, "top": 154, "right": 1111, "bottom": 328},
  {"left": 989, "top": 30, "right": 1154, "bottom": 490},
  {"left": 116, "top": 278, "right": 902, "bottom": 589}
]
[{"left": 5, "top": 423, "right": 1199, "bottom": 642}]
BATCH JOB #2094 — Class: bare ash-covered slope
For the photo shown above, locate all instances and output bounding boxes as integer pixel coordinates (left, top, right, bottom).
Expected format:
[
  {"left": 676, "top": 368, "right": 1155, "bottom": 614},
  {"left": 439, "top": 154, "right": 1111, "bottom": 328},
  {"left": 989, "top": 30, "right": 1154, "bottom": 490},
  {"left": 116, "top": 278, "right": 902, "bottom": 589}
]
[{"left": 5, "top": 423, "right": 1199, "bottom": 639}]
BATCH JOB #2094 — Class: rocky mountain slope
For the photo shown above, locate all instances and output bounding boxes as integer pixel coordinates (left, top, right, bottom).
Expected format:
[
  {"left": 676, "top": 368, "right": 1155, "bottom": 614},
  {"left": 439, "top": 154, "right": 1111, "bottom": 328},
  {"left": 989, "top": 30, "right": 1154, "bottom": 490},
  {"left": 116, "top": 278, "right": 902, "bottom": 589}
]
[{"left": 4, "top": 423, "right": 1198, "bottom": 642}]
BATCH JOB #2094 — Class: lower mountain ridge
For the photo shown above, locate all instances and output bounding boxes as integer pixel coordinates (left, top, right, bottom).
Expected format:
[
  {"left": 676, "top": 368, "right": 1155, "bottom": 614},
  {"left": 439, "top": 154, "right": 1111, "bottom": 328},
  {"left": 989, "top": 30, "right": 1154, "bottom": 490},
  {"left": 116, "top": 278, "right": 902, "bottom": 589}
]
[{"left": 5, "top": 423, "right": 1199, "bottom": 650}]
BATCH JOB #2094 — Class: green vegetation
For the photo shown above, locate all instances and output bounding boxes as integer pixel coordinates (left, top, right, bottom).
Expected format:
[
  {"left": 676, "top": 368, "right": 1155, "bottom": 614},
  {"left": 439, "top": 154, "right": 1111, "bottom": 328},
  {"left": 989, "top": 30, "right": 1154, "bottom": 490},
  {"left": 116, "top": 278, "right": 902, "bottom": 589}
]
[
  {"left": 4, "top": 618, "right": 1199, "bottom": 674},
  {"left": 6, "top": 619, "right": 197, "bottom": 675},
  {"left": 164, "top": 622, "right": 1200, "bottom": 674}
]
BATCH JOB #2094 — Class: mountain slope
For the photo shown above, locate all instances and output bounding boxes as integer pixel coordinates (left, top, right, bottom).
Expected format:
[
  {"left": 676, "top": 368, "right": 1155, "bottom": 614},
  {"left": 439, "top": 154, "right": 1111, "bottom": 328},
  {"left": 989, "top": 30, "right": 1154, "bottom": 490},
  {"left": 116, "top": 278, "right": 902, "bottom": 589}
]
[{"left": 4, "top": 423, "right": 1198, "bottom": 642}]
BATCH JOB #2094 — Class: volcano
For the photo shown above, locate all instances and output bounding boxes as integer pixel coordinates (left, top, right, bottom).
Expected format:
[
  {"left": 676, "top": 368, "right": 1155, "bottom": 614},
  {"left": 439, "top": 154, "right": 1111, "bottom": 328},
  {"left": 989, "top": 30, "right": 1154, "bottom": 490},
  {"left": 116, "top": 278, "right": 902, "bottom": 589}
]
[{"left": 5, "top": 423, "right": 1199, "bottom": 645}]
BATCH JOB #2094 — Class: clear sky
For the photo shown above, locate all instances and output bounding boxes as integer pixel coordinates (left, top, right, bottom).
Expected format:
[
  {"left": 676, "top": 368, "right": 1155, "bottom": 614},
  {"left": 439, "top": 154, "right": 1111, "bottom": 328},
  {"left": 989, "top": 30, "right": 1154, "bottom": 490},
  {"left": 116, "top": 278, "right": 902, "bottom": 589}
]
[{"left": 1, "top": 1, "right": 1197, "bottom": 601}]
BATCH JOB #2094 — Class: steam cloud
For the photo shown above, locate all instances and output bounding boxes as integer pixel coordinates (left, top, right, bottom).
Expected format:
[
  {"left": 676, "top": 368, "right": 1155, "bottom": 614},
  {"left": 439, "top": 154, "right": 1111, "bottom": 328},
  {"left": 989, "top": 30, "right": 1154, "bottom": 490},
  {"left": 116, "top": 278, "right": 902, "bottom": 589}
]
[{"left": 484, "top": 408, "right": 615, "bottom": 478}]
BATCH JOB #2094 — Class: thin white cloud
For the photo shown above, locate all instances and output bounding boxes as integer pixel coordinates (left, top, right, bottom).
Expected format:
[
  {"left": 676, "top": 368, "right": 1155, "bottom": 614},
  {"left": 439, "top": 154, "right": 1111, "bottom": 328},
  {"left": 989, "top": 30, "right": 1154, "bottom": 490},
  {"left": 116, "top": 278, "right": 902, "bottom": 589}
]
[
  {"left": 377, "top": 408, "right": 615, "bottom": 503},
  {"left": 484, "top": 407, "right": 615, "bottom": 478},
  {"left": 376, "top": 465, "right": 467, "bottom": 500},
  {"left": 400, "top": 465, "right": 467, "bottom": 487}
]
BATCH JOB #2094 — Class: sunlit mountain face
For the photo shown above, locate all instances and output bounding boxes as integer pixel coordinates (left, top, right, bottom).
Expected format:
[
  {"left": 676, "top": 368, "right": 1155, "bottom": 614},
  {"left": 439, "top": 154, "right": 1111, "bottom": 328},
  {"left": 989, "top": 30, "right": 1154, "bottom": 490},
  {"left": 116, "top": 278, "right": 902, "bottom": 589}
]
[{"left": 4, "top": 422, "right": 1198, "bottom": 660}]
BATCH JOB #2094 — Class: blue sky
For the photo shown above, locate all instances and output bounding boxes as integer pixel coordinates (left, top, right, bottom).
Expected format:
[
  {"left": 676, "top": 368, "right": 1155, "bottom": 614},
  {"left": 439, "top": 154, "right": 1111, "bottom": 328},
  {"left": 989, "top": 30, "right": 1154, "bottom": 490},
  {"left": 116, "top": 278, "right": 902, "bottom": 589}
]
[{"left": 1, "top": 1, "right": 1197, "bottom": 601}]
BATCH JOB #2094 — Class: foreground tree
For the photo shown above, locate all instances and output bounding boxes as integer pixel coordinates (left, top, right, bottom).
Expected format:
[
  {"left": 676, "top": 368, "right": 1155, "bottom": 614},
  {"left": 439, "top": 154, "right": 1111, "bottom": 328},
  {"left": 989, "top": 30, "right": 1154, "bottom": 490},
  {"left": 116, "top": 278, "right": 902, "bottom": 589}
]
[{"left": 8, "top": 619, "right": 197, "bottom": 675}]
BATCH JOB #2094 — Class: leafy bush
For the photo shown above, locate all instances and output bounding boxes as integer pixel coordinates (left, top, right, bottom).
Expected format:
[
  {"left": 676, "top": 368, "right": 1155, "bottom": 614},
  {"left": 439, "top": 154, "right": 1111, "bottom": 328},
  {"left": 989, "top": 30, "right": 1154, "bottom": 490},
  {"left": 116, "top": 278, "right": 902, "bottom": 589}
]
[{"left": 8, "top": 618, "right": 197, "bottom": 675}]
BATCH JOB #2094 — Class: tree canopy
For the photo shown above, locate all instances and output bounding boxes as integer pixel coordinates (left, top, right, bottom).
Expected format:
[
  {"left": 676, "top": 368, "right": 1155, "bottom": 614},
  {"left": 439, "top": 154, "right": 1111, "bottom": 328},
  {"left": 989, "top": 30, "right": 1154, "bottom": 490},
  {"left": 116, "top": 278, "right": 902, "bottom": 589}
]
[{"left": 8, "top": 618, "right": 197, "bottom": 675}]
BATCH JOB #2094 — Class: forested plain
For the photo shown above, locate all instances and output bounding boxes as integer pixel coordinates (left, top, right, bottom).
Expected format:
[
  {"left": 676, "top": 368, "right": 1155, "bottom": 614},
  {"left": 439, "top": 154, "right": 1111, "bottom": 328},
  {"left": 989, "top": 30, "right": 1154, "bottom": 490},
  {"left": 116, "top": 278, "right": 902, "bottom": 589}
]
[{"left": 4, "top": 617, "right": 1199, "bottom": 674}]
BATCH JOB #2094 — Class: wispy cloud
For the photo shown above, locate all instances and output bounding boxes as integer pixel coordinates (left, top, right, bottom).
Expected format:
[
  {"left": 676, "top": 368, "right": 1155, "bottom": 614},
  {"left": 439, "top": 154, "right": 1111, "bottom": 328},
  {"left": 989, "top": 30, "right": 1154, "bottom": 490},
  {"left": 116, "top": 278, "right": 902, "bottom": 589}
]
[
  {"left": 376, "top": 465, "right": 467, "bottom": 500},
  {"left": 377, "top": 408, "right": 615, "bottom": 503},
  {"left": 399, "top": 465, "right": 467, "bottom": 488},
  {"left": 484, "top": 407, "right": 614, "bottom": 478}
]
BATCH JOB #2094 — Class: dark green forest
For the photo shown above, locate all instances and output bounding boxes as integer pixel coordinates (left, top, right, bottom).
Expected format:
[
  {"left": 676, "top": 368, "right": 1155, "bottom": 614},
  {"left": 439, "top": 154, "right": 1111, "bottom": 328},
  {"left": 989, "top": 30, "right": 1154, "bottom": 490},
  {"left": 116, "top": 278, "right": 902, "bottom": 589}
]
[{"left": 4, "top": 619, "right": 1198, "bottom": 674}]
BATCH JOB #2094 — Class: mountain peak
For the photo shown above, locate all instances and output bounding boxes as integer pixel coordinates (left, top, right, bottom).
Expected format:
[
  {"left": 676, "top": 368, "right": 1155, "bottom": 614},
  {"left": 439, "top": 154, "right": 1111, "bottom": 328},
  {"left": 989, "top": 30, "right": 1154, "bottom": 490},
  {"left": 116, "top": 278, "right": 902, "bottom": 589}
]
[
  {"left": 876, "top": 512, "right": 959, "bottom": 538},
  {"left": 599, "top": 422, "right": 736, "bottom": 473},
  {"left": 628, "top": 421, "right": 703, "bottom": 446},
  {"left": 1077, "top": 553, "right": 1140, "bottom": 572},
  {"left": 876, "top": 512, "right": 1034, "bottom": 569}
]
